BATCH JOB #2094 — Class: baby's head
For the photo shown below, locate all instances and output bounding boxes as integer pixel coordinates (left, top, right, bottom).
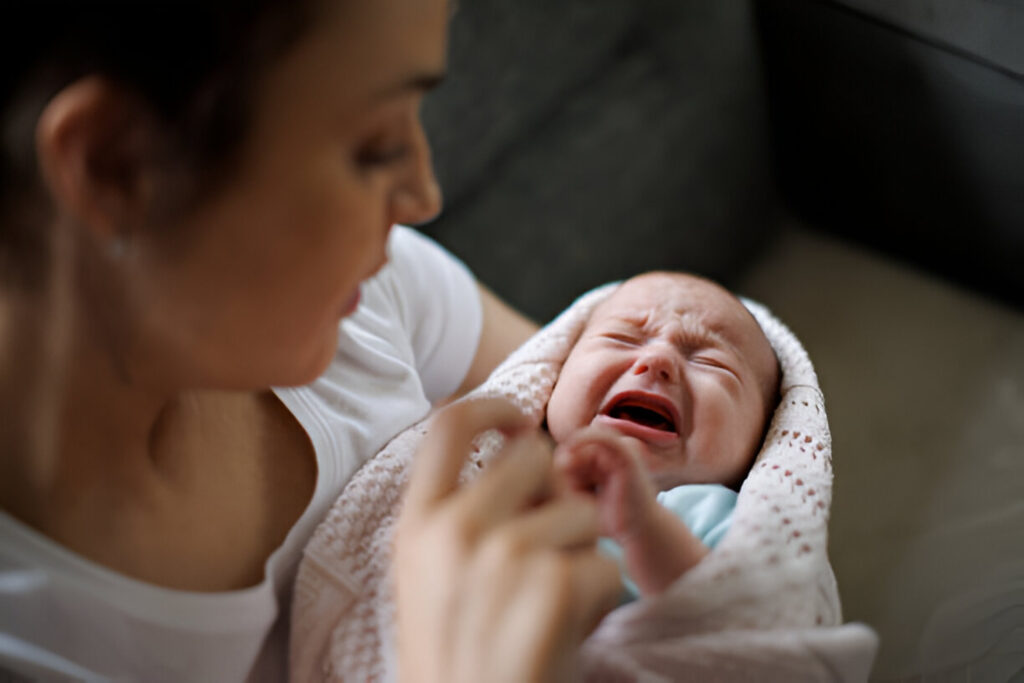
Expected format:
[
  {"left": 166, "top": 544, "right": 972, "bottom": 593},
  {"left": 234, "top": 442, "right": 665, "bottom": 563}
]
[{"left": 547, "top": 272, "right": 780, "bottom": 491}]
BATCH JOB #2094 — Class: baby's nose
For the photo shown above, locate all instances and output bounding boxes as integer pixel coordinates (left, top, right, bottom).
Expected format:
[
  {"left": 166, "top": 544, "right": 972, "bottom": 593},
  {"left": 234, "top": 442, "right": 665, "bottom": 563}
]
[{"left": 632, "top": 351, "right": 677, "bottom": 382}]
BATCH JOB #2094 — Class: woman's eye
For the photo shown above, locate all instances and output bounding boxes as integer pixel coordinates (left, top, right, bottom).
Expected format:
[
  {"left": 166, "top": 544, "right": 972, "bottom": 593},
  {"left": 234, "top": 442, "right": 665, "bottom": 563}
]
[{"left": 356, "top": 144, "right": 411, "bottom": 168}]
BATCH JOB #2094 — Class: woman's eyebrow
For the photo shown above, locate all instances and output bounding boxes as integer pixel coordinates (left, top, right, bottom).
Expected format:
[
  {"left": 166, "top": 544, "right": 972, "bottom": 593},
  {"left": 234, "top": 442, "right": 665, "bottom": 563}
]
[{"left": 372, "top": 70, "right": 447, "bottom": 101}]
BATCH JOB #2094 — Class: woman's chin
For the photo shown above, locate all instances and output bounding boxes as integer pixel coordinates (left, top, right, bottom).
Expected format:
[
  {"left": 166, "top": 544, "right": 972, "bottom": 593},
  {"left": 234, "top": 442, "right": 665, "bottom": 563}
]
[{"left": 272, "top": 329, "right": 339, "bottom": 388}]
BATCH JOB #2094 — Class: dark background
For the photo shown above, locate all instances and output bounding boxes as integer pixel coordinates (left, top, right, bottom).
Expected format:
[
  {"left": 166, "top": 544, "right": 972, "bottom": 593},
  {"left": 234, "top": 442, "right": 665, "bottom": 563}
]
[{"left": 420, "top": 0, "right": 1023, "bottom": 320}]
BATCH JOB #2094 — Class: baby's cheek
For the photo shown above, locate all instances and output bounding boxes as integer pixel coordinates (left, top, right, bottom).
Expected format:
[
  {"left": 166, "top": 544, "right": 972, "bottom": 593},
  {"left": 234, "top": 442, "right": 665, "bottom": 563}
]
[
  {"left": 545, "top": 379, "right": 586, "bottom": 443},
  {"left": 544, "top": 388, "right": 569, "bottom": 442}
]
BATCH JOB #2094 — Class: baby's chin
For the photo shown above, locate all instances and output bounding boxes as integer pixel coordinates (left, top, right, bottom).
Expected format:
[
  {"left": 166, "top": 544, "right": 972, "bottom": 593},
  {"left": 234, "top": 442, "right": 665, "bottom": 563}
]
[
  {"left": 643, "top": 451, "right": 748, "bottom": 492},
  {"left": 639, "top": 452, "right": 693, "bottom": 491},
  {"left": 648, "top": 471, "right": 735, "bottom": 493}
]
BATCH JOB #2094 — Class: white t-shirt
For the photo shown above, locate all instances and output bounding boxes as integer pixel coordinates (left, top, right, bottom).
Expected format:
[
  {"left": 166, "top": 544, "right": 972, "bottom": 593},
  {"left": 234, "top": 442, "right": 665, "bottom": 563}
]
[{"left": 0, "top": 227, "right": 483, "bottom": 683}]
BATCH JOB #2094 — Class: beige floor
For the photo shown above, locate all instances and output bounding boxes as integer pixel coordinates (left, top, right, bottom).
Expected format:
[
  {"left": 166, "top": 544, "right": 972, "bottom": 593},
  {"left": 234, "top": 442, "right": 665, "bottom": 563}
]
[{"left": 738, "top": 224, "right": 1024, "bottom": 682}]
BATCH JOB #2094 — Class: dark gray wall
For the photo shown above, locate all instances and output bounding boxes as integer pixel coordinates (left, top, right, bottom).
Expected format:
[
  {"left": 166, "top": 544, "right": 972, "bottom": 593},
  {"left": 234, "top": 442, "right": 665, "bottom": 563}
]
[
  {"left": 756, "top": 0, "right": 1024, "bottom": 308},
  {"left": 420, "top": 1, "right": 777, "bottom": 322}
]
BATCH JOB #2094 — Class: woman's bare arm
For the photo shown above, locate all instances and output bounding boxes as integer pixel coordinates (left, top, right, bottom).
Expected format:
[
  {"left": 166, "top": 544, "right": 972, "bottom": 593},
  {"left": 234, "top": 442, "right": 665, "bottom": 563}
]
[{"left": 447, "top": 283, "right": 538, "bottom": 401}]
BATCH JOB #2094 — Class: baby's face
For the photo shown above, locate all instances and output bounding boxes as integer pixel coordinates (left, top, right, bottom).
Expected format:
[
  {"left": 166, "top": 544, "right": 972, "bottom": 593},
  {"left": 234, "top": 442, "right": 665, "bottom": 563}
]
[{"left": 547, "top": 273, "right": 779, "bottom": 490}]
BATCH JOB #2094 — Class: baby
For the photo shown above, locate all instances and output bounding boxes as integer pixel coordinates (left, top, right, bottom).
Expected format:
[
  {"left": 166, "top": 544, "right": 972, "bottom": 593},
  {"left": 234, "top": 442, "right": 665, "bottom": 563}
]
[
  {"left": 547, "top": 271, "right": 780, "bottom": 598},
  {"left": 288, "top": 270, "right": 846, "bottom": 682}
]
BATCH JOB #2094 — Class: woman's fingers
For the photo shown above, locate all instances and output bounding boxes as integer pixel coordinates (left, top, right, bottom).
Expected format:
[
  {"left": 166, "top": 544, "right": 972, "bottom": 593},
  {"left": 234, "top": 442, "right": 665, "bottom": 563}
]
[
  {"left": 456, "top": 498, "right": 622, "bottom": 683},
  {"left": 479, "top": 494, "right": 601, "bottom": 557},
  {"left": 488, "top": 547, "right": 621, "bottom": 683},
  {"left": 403, "top": 398, "right": 529, "bottom": 516},
  {"left": 396, "top": 402, "right": 627, "bottom": 682},
  {"left": 451, "top": 428, "right": 555, "bottom": 533},
  {"left": 565, "top": 548, "right": 623, "bottom": 639},
  {"left": 480, "top": 496, "right": 605, "bottom": 566}
]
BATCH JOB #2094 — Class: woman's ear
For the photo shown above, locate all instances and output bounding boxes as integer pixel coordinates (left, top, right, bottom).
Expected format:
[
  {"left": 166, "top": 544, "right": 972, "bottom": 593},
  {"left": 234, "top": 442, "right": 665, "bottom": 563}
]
[{"left": 35, "top": 76, "right": 160, "bottom": 244}]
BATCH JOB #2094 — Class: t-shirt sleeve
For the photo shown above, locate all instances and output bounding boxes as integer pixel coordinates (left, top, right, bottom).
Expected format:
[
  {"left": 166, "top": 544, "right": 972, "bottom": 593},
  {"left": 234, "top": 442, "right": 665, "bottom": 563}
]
[{"left": 384, "top": 226, "right": 483, "bottom": 402}]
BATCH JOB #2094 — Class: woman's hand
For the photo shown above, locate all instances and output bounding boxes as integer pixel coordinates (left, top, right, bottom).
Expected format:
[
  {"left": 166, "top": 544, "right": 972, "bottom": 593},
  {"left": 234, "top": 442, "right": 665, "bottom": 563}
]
[{"left": 393, "top": 399, "right": 620, "bottom": 683}]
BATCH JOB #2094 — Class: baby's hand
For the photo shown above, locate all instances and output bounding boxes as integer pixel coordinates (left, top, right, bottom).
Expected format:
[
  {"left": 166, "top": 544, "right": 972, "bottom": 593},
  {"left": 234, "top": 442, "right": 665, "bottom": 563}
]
[
  {"left": 555, "top": 425, "right": 711, "bottom": 596},
  {"left": 553, "top": 426, "right": 660, "bottom": 543}
]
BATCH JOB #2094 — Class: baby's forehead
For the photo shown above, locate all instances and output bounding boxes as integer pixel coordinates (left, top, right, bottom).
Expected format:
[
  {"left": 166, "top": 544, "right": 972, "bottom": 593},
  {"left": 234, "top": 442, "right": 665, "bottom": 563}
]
[
  {"left": 590, "top": 273, "right": 776, "bottom": 361},
  {"left": 593, "top": 273, "right": 743, "bottom": 324}
]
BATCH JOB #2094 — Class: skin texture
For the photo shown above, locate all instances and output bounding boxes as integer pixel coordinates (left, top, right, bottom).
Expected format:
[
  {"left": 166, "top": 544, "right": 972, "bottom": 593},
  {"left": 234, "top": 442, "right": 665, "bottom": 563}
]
[
  {"left": 1, "top": 0, "right": 616, "bottom": 680},
  {"left": 549, "top": 273, "right": 780, "bottom": 595},
  {"left": 396, "top": 399, "right": 620, "bottom": 683}
]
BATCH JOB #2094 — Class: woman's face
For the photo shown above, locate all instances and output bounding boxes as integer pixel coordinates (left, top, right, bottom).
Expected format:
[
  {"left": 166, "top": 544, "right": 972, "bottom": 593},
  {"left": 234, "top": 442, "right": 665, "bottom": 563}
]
[{"left": 126, "top": 0, "right": 449, "bottom": 389}]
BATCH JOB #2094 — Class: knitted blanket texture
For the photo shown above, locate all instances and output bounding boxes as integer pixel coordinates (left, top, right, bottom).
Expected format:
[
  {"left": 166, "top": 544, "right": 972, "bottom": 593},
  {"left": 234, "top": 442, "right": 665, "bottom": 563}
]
[{"left": 290, "top": 284, "right": 878, "bottom": 682}]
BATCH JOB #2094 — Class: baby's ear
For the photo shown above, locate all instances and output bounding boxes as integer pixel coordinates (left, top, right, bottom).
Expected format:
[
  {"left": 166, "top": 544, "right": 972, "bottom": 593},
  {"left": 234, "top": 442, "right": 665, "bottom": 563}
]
[{"left": 35, "top": 76, "right": 163, "bottom": 244}]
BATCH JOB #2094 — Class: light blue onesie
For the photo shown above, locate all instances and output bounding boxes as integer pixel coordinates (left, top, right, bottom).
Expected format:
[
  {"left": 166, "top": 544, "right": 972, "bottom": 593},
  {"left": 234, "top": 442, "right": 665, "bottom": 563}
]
[{"left": 598, "top": 483, "right": 737, "bottom": 601}]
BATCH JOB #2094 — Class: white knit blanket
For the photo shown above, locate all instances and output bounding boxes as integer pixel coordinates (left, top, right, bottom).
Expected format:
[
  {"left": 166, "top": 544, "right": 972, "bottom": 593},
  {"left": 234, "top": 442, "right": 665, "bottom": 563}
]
[{"left": 290, "top": 284, "right": 879, "bottom": 682}]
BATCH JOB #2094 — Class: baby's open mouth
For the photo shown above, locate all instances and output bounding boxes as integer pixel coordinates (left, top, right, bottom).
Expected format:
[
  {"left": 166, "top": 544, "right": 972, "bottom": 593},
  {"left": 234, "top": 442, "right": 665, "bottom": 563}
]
[
  {"left": 599, "top": 392, "right": 680, "bottom": 438},
  {"left": 608, "top": 401, "right": 675, "bottom": 431}
]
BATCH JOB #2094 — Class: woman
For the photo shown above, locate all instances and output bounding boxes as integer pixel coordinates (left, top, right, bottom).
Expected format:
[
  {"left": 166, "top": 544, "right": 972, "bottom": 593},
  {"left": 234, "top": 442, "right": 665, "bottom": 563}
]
[{"left": 0, "top": 1, "right": 619, "bottom": 681}]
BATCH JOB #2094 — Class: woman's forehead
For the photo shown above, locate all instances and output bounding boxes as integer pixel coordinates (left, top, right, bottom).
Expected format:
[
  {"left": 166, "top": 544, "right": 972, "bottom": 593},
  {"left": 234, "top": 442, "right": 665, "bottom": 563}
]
[{"left": 275, "top": 0, "right": 450, "bottom": 108}]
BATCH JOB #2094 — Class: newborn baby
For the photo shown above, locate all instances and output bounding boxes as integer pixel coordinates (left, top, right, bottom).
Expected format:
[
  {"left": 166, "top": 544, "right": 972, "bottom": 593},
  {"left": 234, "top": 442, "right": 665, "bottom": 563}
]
[
  {"left": 290, "top": 269, "right": 868, "bottom": 683},
  {"left": 547, "top": 272, "right": 780, "bottom": 598}
]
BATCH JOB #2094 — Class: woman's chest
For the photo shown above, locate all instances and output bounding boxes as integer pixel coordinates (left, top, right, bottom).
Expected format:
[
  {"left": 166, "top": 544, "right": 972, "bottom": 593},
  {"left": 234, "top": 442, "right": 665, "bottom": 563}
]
[{"left": 74, "top": 391, "right": 319, "bottom": 592}]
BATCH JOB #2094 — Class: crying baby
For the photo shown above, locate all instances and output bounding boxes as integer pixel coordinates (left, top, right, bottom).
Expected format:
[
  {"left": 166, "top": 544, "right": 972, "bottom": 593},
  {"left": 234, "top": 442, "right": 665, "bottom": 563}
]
[{"left": 546, "top": 272, "right": 780, "bottom": 598}]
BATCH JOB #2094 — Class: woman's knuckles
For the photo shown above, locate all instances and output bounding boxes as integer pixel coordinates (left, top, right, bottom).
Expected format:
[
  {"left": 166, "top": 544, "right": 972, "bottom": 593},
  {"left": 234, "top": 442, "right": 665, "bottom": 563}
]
[
  {"left": 475, "top": 527, "right": 529, "bottom": 573},
  {"left": 527, "top": 554, "right": 575, "bottom": 625}
]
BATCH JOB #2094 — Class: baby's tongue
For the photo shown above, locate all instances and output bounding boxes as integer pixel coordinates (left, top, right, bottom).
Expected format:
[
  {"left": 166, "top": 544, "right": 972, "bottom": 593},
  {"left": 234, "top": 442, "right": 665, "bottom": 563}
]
[{"left": 611, "top": 404, "right": 674, "bottom": 432}]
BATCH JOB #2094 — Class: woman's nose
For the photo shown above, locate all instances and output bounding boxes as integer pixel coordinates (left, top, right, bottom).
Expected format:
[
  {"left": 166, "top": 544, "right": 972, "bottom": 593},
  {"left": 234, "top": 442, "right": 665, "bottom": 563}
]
[
  {"left": 631, "top": 349, "right": 678, "bottom": 383},
  {"left": 390, "top": 124, "right": 443, "bottom": 226}
]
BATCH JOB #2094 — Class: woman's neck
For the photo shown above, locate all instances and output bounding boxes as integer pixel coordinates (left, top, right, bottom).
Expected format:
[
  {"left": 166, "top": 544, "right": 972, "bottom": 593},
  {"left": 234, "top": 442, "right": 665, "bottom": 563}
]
[{"left": 0, "top": 259, "right": 174, "bottom": 534}]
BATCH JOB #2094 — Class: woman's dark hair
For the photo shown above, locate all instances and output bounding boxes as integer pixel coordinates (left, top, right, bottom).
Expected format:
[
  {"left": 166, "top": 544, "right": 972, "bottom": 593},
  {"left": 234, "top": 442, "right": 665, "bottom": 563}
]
[{"left": 1, "top": 1, "right": 316, "bottom": 280}]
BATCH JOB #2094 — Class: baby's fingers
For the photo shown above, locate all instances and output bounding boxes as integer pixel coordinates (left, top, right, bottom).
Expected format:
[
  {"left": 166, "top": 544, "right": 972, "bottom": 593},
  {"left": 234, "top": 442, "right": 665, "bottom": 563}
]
[
  {"left": 553, "top": 441, "right": 605, "bottom": 495},
  {"left": 560, "top": 426, "right": 648, "bottom": 477}
]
